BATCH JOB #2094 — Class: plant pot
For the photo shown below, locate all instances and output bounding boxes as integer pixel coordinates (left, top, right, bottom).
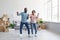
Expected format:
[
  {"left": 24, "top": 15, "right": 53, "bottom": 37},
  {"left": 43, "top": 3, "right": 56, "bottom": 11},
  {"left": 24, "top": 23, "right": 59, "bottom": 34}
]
[{"left": 40, "top": 24, "right": 46, "bottom": 29}]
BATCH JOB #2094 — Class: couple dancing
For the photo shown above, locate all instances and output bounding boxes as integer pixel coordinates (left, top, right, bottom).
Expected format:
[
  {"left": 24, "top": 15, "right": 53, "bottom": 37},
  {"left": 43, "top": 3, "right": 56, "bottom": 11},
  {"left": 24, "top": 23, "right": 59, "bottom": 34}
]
[{"left": 16, "top": 8, "right": 39, "bottom": 37}]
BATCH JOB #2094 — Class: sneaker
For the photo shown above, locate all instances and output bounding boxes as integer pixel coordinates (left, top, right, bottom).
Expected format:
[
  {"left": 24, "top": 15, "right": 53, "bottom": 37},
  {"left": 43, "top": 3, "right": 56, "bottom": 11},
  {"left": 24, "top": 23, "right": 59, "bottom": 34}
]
[
  {"left": 19, "top": 34, "right": 22, "bottom": 37},
  {"left": 31, "top": 34, "right": 34, "bottom": 37},
  {"left": 35, "top": 34, "right": 37, "bottom": 37},
  {"left": 28, "top": 34, "right": 30, "bottom": 37}
]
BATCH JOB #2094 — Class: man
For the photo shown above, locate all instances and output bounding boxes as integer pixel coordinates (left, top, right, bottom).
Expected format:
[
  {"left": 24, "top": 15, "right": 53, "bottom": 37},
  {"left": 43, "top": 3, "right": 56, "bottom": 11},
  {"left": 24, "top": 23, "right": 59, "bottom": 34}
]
[{"left": 16, "top": 8, "right": 30, "bottom": 37}]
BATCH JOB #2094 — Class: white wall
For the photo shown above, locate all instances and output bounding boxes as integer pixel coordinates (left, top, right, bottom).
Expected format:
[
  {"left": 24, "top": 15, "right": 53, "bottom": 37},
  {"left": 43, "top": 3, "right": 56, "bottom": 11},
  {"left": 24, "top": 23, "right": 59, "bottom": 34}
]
[
  {"left": 0, "top": 0, "right": 48, "bottom": 22},
  {"left": 45, "top": 22, "right": 60, "bottom": 34}
]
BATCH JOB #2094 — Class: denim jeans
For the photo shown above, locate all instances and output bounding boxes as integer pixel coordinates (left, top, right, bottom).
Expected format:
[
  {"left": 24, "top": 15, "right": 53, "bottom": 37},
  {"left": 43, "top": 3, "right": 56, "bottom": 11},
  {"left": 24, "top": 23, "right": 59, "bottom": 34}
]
[
  {"left": 31, "top": 23, "right": 37, "bottom": 34},
  {"left": 20, "top": 22, "right": 30, "bottom": 35}
]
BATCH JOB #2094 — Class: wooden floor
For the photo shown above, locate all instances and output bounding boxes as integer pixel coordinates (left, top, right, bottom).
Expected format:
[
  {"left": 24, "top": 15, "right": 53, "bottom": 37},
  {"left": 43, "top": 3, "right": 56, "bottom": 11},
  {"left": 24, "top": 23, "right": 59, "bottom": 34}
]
[{"left": 0, "top": 29, "right": 60, "bottom": 40}]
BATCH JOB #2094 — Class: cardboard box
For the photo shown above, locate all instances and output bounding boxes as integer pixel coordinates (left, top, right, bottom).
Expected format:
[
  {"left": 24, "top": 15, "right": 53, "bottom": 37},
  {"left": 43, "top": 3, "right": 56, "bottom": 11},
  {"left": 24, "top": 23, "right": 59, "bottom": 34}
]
[
  {"left": 0, "top": 26, "right": 4, "bottom": 32},
  {"left": 40, "top": 24, "right": 46, "bottom": 29},
  {"left": 0, "top": 19, "right": 9, "bottom": 32}
]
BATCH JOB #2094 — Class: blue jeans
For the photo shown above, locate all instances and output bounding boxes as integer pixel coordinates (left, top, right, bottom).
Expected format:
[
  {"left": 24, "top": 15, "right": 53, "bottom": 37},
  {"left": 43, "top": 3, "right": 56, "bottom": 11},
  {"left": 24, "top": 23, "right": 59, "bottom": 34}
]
[
  {"left": 20, "top": 22, "right": 30, "bottom": 35},
  {"left": 31, "top": 23, "right": 37, "bottom": 34}
]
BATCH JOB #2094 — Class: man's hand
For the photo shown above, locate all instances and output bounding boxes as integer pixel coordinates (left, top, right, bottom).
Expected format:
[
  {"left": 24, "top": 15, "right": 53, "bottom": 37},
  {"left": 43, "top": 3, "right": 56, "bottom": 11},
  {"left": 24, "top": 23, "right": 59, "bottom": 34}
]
[
  {"left": 27, "top": 14, "right": 29, "bottom": 19},
  {"left": 16, "top": 12, "right": 19, "bottom": 15}
]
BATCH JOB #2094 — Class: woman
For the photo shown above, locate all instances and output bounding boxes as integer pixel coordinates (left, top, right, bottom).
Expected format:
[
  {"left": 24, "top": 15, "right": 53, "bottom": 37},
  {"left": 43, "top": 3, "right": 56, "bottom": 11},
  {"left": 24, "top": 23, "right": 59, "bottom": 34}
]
[{"left": 30, "top": 10, "right": 39, "bottom": 37}]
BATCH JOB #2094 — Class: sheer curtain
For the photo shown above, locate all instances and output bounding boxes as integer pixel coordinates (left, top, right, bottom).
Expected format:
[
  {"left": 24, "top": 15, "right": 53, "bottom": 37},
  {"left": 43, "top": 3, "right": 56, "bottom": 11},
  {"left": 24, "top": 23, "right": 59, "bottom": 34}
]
[
  {"left": 46, "top": 0, "right": 60, "bottom": 22},
  {"left": 12, "top": 0, "right": 60, "bottom": 22}
]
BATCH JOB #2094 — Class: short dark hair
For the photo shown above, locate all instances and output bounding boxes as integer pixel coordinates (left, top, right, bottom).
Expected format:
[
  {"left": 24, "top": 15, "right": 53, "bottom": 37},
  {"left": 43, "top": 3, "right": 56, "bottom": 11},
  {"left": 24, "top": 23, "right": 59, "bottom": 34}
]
[
  {"left": 24, "top": 8, "right": 27, "bottom": 10},
  {"left": 24, "top": 8, "right": 27, "bottom": 13}
]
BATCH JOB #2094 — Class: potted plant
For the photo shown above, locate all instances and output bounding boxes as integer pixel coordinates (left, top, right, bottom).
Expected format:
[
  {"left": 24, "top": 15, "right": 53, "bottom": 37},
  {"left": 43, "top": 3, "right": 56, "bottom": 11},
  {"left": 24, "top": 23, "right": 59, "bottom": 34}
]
[
  {"left": 39, "top": 19, "right": 46, "bottom": 29},
  {"left": 39, "top": 18, "right": 43, "bottom": 24},
  {"left": 10, "top": 24, "right": 15, "bottom": 29},
  {"left": 39, "top": 19, "right": 45, "bottom": 29},
  {"left": 39, "top": 20, "right": 43, "bottom": 24}
]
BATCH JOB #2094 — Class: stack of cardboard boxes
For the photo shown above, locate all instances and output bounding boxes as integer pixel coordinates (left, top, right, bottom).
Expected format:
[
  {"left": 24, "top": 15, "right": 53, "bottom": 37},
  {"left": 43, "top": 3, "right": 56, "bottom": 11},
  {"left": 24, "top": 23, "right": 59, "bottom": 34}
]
[
  {"left": 0, "top": 19, "right": 4, "bottom": 32},
  {"left": 0, "top": 14, "right": 10, "bottom": 32}
]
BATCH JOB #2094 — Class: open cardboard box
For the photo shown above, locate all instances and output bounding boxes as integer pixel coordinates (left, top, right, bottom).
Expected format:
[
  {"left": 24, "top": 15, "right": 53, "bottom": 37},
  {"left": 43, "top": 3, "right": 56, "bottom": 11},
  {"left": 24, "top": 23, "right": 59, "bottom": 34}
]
[{"left": 0, "top": 14, "right": 10, "bottom": 32}]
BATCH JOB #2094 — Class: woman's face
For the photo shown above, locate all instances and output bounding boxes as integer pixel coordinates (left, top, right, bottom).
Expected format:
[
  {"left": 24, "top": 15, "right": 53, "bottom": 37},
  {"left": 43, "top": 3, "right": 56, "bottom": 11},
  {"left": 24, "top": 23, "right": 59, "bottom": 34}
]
[
  {"left": 32, "top": 13, "right": 34, "bottom": 15},
  {"left": 32, "top": 11, "right": 36, "bottom": 15}
]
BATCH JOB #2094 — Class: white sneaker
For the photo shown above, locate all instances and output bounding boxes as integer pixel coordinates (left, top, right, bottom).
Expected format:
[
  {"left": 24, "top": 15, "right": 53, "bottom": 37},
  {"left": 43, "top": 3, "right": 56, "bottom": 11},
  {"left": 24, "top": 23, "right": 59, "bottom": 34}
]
[
  {"left": 31, "top": 34, "right": 34, "bottom": 37},
  {"left": 35, "top": 34, "right": 37, "bottom": 37},
  {"left": 28, "top": 34, "right": 30, "bottom": 37},
  {"left": 19, "top": 34, "right": 22, "bottom": 37}
]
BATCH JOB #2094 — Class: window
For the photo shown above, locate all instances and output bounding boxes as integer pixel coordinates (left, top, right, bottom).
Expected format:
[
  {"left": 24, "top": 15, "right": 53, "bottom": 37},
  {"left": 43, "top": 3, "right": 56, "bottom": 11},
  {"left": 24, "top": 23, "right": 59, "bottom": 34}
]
[{"left": 44, "top": 0, "right": 60, "bottom": 22}]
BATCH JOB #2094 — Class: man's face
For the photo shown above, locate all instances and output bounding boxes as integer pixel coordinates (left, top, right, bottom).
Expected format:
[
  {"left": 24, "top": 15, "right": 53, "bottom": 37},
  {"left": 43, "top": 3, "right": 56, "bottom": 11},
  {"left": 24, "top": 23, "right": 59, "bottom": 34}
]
[{"left": 24, "top": 8, "right": 27, "bottom": 13}]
